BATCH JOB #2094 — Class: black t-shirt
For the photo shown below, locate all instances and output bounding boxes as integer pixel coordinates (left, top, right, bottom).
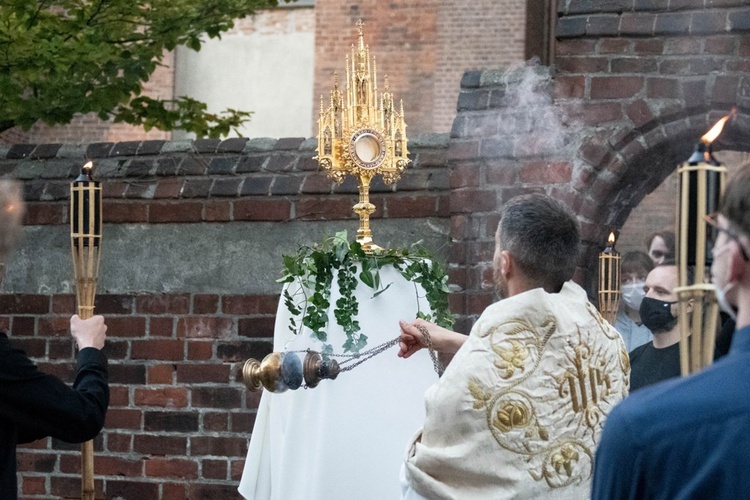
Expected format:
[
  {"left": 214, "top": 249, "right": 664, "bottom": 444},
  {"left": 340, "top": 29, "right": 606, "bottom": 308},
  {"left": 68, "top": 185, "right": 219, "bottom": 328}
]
[
  {"left": 629, "top": 341, "right": 682, "bottom": 392},
  {"left": 715, "top": 315, "right": 736, "bottom": 359}
]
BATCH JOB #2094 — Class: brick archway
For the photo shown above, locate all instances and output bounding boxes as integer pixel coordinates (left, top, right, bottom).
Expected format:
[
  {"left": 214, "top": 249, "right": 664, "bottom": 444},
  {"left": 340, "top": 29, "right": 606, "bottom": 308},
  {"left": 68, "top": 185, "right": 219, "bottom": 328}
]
[
  {"left": 599, "top": 108, "right": 750, "bottom": 231},
  {"left": 446, "top": 1, "right": 750, "bottom": 329}
]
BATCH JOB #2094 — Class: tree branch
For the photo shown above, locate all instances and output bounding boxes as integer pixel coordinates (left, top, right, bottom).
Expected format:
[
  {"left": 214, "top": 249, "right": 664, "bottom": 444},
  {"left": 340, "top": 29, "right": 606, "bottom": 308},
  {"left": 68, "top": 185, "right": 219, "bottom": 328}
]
[{"left": 27, "top": 0, "right": 48, "bottom": 30}]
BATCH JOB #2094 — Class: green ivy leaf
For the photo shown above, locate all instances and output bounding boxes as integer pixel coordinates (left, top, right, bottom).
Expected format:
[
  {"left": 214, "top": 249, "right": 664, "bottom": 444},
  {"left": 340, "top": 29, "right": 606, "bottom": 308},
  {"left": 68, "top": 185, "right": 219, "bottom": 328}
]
[
  {"left": 279, "top": 234, "right": 454, "bottom": 353},
  {"left": 359, "top": 269, "right": 375, "bottom": 288}
]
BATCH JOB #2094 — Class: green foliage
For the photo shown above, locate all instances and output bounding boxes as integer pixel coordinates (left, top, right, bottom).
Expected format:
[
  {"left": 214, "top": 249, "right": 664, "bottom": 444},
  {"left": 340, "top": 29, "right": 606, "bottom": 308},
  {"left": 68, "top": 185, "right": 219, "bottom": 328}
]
[
  {"left": 279, "top": 231, "right": 455, "bottom": 354},
  {"left": 0, "top": 0, "right": 285, "bottom": 137}
]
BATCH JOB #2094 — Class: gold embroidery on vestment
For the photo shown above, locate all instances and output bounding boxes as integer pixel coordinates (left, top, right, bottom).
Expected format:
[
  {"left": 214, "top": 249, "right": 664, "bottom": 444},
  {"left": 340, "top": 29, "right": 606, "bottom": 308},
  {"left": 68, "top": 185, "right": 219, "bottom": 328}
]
[
  {"left": 495, "top": 339, "right": 531, "bottom": 379},
  {"left": 586, "top": 301, "right": 620, "bottom": 341},
  {"left": 529, "top": 441, "right": 593, "bottom": 488},
  {"left": 467, "top": 310, "right": 624, "bottom": 489},
  {"left": 557, "top": 330, "right": 613, "bottom": 430}
]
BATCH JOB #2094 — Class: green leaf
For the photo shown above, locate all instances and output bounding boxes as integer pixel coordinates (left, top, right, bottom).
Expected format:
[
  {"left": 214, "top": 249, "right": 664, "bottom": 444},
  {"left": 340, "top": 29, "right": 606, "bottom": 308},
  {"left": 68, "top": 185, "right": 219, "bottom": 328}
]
[{"left": 359, "top": 269, "right": 375, "bottom": 289}]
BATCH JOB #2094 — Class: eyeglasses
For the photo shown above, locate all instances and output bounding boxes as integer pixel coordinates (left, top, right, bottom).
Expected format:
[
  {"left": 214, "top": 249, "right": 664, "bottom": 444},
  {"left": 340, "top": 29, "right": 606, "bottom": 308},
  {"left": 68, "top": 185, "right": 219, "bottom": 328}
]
[{"left": 706, "top": 213, "right": 750, "bottom": 262}]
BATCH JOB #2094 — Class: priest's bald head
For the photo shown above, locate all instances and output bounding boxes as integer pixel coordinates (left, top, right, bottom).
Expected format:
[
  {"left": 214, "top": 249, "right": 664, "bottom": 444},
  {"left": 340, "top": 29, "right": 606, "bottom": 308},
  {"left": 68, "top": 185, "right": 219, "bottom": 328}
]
[{"left": 493, "top": 193, "right": 580, "bottom": 298}]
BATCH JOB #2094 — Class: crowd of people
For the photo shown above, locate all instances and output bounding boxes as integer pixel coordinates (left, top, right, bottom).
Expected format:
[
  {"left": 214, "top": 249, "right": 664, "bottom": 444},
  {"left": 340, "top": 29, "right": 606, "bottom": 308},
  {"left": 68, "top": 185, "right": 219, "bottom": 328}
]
[{"left": 591, "top": 163, "right": 750, "bottom": 498}]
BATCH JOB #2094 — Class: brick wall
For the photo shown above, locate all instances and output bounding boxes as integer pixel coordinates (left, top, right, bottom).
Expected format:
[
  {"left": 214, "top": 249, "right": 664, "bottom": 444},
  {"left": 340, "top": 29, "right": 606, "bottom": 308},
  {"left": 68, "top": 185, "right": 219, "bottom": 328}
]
[
  {"left": 434, "top": 0, "right": 527, "bottom": 131},
  {"left": 553, "top": 0, "right": 750, "bottom": 259},
  {"left": 313, "top": 0, "right": 527, "bottom": 135},
  {"left": 11, "top": 291, "right": 272, "bottom": 498},
  {"left": 1, "top": 135, "right": 450, "bottom": 498}
]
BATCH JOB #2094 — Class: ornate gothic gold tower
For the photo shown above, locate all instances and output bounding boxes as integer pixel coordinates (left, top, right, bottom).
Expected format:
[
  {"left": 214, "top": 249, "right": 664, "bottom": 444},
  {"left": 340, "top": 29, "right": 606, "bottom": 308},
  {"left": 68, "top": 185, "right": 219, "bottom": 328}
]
[{"left": 316, "top": 20, "right": 410, "bottom": 251}]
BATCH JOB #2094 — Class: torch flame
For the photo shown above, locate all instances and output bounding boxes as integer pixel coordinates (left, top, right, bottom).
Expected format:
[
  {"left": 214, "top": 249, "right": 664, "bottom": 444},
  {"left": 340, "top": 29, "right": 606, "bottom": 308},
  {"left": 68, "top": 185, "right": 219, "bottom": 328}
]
[
  {"left": 82, "top": 161, "right": 93, "bottom": 171},
  {"left": 607, "top": 232, "right": 616, "bottom": 245},
  {"left": 701, "top": 109, "right": 735, "bottom": 144}
]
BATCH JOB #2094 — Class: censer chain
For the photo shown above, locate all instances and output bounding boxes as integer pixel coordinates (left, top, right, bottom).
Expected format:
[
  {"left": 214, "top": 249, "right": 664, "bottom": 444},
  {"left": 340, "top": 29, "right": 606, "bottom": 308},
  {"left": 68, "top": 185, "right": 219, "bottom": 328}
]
[
  {"left": 416, "top": 325, "right": 444, "bottom": 377},
  {"left": 289, "top": 337, "right": 399, "bottom": 373},
  {"left": 290, "top": 331, "right": 443, "bottom": 376},
  {"left": 336, "top": 337, "right": 400, "bottom": 372}
]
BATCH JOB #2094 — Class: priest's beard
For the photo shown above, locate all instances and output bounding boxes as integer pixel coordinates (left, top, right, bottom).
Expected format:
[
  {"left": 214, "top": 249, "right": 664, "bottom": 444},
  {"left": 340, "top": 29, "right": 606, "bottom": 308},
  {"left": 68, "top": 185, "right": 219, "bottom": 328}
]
[{"left": 493, "top": 266, "right": 508, "bottom": 300}]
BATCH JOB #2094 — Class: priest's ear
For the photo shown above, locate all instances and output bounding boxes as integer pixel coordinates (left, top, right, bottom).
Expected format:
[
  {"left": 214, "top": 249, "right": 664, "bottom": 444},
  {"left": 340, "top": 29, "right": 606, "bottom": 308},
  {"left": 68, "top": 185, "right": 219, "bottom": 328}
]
[{"left": 499, "top": 250, "right": 514, "bottom": 280}]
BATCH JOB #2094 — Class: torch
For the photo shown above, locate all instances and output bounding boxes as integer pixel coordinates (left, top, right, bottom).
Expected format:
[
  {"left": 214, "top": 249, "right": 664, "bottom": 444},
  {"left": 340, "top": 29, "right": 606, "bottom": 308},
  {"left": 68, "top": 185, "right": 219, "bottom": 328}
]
[
  {"left": 598, "top": 231, "right": 621, "bottom": 325},
  {"left": 70, "top": 161, "right": 102, "bottom": 500},
  {"left": 675, "top": 113, "right": 731, "bottom": 376}
]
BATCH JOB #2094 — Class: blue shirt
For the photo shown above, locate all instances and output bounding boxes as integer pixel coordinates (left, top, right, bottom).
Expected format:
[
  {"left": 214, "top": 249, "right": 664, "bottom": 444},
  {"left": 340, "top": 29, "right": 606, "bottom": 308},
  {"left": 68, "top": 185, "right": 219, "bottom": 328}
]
[
  {"left": 615, "top": 310, "right": 652, "bottom": 351},
  {"left": 591, "top": 325, "right": 750, "bottom": 500}
]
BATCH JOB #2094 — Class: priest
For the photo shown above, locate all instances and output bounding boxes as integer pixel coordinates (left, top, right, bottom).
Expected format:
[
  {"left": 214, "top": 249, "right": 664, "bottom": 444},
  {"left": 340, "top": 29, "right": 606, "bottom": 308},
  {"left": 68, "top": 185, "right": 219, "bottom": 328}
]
[{"left": 398, "top": 193, "right": 629, "bottom": 499}]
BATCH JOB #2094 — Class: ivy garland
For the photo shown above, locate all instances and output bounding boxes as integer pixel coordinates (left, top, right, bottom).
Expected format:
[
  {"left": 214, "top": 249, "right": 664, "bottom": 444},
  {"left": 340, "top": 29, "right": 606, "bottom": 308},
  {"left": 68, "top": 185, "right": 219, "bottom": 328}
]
[{"left": 278, "top": 231, "right": 454, "bottom": 355}]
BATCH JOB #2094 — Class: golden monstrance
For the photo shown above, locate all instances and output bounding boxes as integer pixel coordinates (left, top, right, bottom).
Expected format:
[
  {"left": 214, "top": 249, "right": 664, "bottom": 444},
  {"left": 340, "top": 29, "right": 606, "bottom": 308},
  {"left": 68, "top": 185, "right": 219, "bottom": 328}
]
[{"left": 315, "top": 19, "right": 410, "bottom": 252}]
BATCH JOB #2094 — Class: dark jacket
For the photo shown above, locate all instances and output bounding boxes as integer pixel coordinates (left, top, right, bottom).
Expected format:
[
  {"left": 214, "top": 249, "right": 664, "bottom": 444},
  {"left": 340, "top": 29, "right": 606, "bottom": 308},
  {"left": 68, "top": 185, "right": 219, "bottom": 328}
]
[{"left": 0, "top": 332, "right": 108, "bottom": 498}]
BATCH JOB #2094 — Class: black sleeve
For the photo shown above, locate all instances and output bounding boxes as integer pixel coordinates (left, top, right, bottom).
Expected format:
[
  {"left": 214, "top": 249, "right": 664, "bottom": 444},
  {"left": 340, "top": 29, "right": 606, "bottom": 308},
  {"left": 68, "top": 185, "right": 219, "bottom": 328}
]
[
  {"left": 714, "top": 315, "right": 736, "bottom": 359},
  {"left": 0, "top": 334, "right": 109, "bottom": 444}
]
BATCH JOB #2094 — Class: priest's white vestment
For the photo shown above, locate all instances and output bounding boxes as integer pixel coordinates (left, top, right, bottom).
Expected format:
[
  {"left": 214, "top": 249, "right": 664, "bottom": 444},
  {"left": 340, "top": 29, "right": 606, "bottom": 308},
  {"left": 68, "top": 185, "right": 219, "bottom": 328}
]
[{"left": 401, "top": 281, "right": 630, "bottom": 500}]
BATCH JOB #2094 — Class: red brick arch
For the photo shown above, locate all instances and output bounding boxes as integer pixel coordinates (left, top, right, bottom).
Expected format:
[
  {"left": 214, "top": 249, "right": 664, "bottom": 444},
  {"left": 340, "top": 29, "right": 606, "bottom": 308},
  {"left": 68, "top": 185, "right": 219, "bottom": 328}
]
[
  {"left": 446, "top": 1, "right": 750, "bottom": 328},
  {"left": 596, "top": 108, "right": 750, "bottom": 231}
]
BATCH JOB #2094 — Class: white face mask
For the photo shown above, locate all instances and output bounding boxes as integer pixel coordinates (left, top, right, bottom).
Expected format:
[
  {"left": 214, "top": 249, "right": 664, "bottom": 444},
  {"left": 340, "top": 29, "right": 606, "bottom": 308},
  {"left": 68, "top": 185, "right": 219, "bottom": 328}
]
[
  {"left": 621, "top": 282, "right": 646, "bottom": 311},
  {"left": 716, "top": 282, "right": 738, "bottom": 321}
]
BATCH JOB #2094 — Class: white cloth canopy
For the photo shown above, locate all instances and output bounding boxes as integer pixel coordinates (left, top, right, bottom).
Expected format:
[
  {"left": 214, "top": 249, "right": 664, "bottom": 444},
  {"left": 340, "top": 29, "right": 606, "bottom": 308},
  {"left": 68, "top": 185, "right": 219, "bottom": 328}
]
[{"left": 239, "top": 264, "right": 439, "bottom": 500}]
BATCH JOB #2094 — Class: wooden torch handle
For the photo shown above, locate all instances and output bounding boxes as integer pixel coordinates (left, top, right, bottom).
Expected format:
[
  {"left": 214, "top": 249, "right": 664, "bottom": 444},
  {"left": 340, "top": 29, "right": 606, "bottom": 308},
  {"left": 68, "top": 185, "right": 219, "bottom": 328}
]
[
  {"left": 79, "top": 305, "right": 95, "bottom": 500},
  {"left": 81, "top": 439, "right": 95, "bottom": 500}
]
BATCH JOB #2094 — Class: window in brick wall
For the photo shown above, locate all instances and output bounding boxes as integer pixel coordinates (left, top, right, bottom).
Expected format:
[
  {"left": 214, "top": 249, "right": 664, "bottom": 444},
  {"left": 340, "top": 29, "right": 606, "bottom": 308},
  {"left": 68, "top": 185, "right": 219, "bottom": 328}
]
[{"left": 525, "top": 0, "right": 556, "bottom": 66}]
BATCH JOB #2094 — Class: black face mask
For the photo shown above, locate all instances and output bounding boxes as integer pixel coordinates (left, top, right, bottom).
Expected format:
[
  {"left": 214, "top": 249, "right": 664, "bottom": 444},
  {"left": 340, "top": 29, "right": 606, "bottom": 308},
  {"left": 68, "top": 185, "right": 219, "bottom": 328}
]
[{"left": 639, "top": 297, "right": 678, "bottom": 334}]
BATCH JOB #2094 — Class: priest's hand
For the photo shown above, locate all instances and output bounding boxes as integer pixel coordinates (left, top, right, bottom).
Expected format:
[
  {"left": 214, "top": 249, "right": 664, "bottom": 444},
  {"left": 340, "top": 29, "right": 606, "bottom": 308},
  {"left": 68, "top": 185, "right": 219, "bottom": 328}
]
[
  {"left": 71, "top": 314, "right": 107, "bottom": 351},
  {"left": 398, "top": 318, "right": 466, "bottom": 358}
]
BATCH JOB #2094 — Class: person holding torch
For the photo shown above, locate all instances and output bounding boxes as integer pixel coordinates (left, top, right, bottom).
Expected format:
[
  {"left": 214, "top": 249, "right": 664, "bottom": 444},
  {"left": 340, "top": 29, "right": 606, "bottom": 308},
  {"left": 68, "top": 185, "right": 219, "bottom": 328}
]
[{"left": 0, "top": 180, "right": 109, "bottom": 499}]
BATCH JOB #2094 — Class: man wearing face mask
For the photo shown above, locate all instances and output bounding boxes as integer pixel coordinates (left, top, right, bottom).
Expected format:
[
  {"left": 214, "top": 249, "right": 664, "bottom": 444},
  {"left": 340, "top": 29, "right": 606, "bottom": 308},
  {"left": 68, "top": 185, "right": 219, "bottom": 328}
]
[
  {"left": 615, "top": 251, "right": 653, "bottom": 351},
  {"left": 591, "top": 163, "right": 750, "bottom": 499},
  {"left": 627, "top": 262, "right": 694, "bottom": 392}
]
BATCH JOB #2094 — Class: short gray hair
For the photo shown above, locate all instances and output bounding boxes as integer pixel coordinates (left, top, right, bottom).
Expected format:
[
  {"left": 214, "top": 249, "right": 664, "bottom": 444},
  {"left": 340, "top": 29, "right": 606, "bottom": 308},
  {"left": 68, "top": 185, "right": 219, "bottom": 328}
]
[{"left": 498, "top": 193, "right": 580, "bottom": 292}]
